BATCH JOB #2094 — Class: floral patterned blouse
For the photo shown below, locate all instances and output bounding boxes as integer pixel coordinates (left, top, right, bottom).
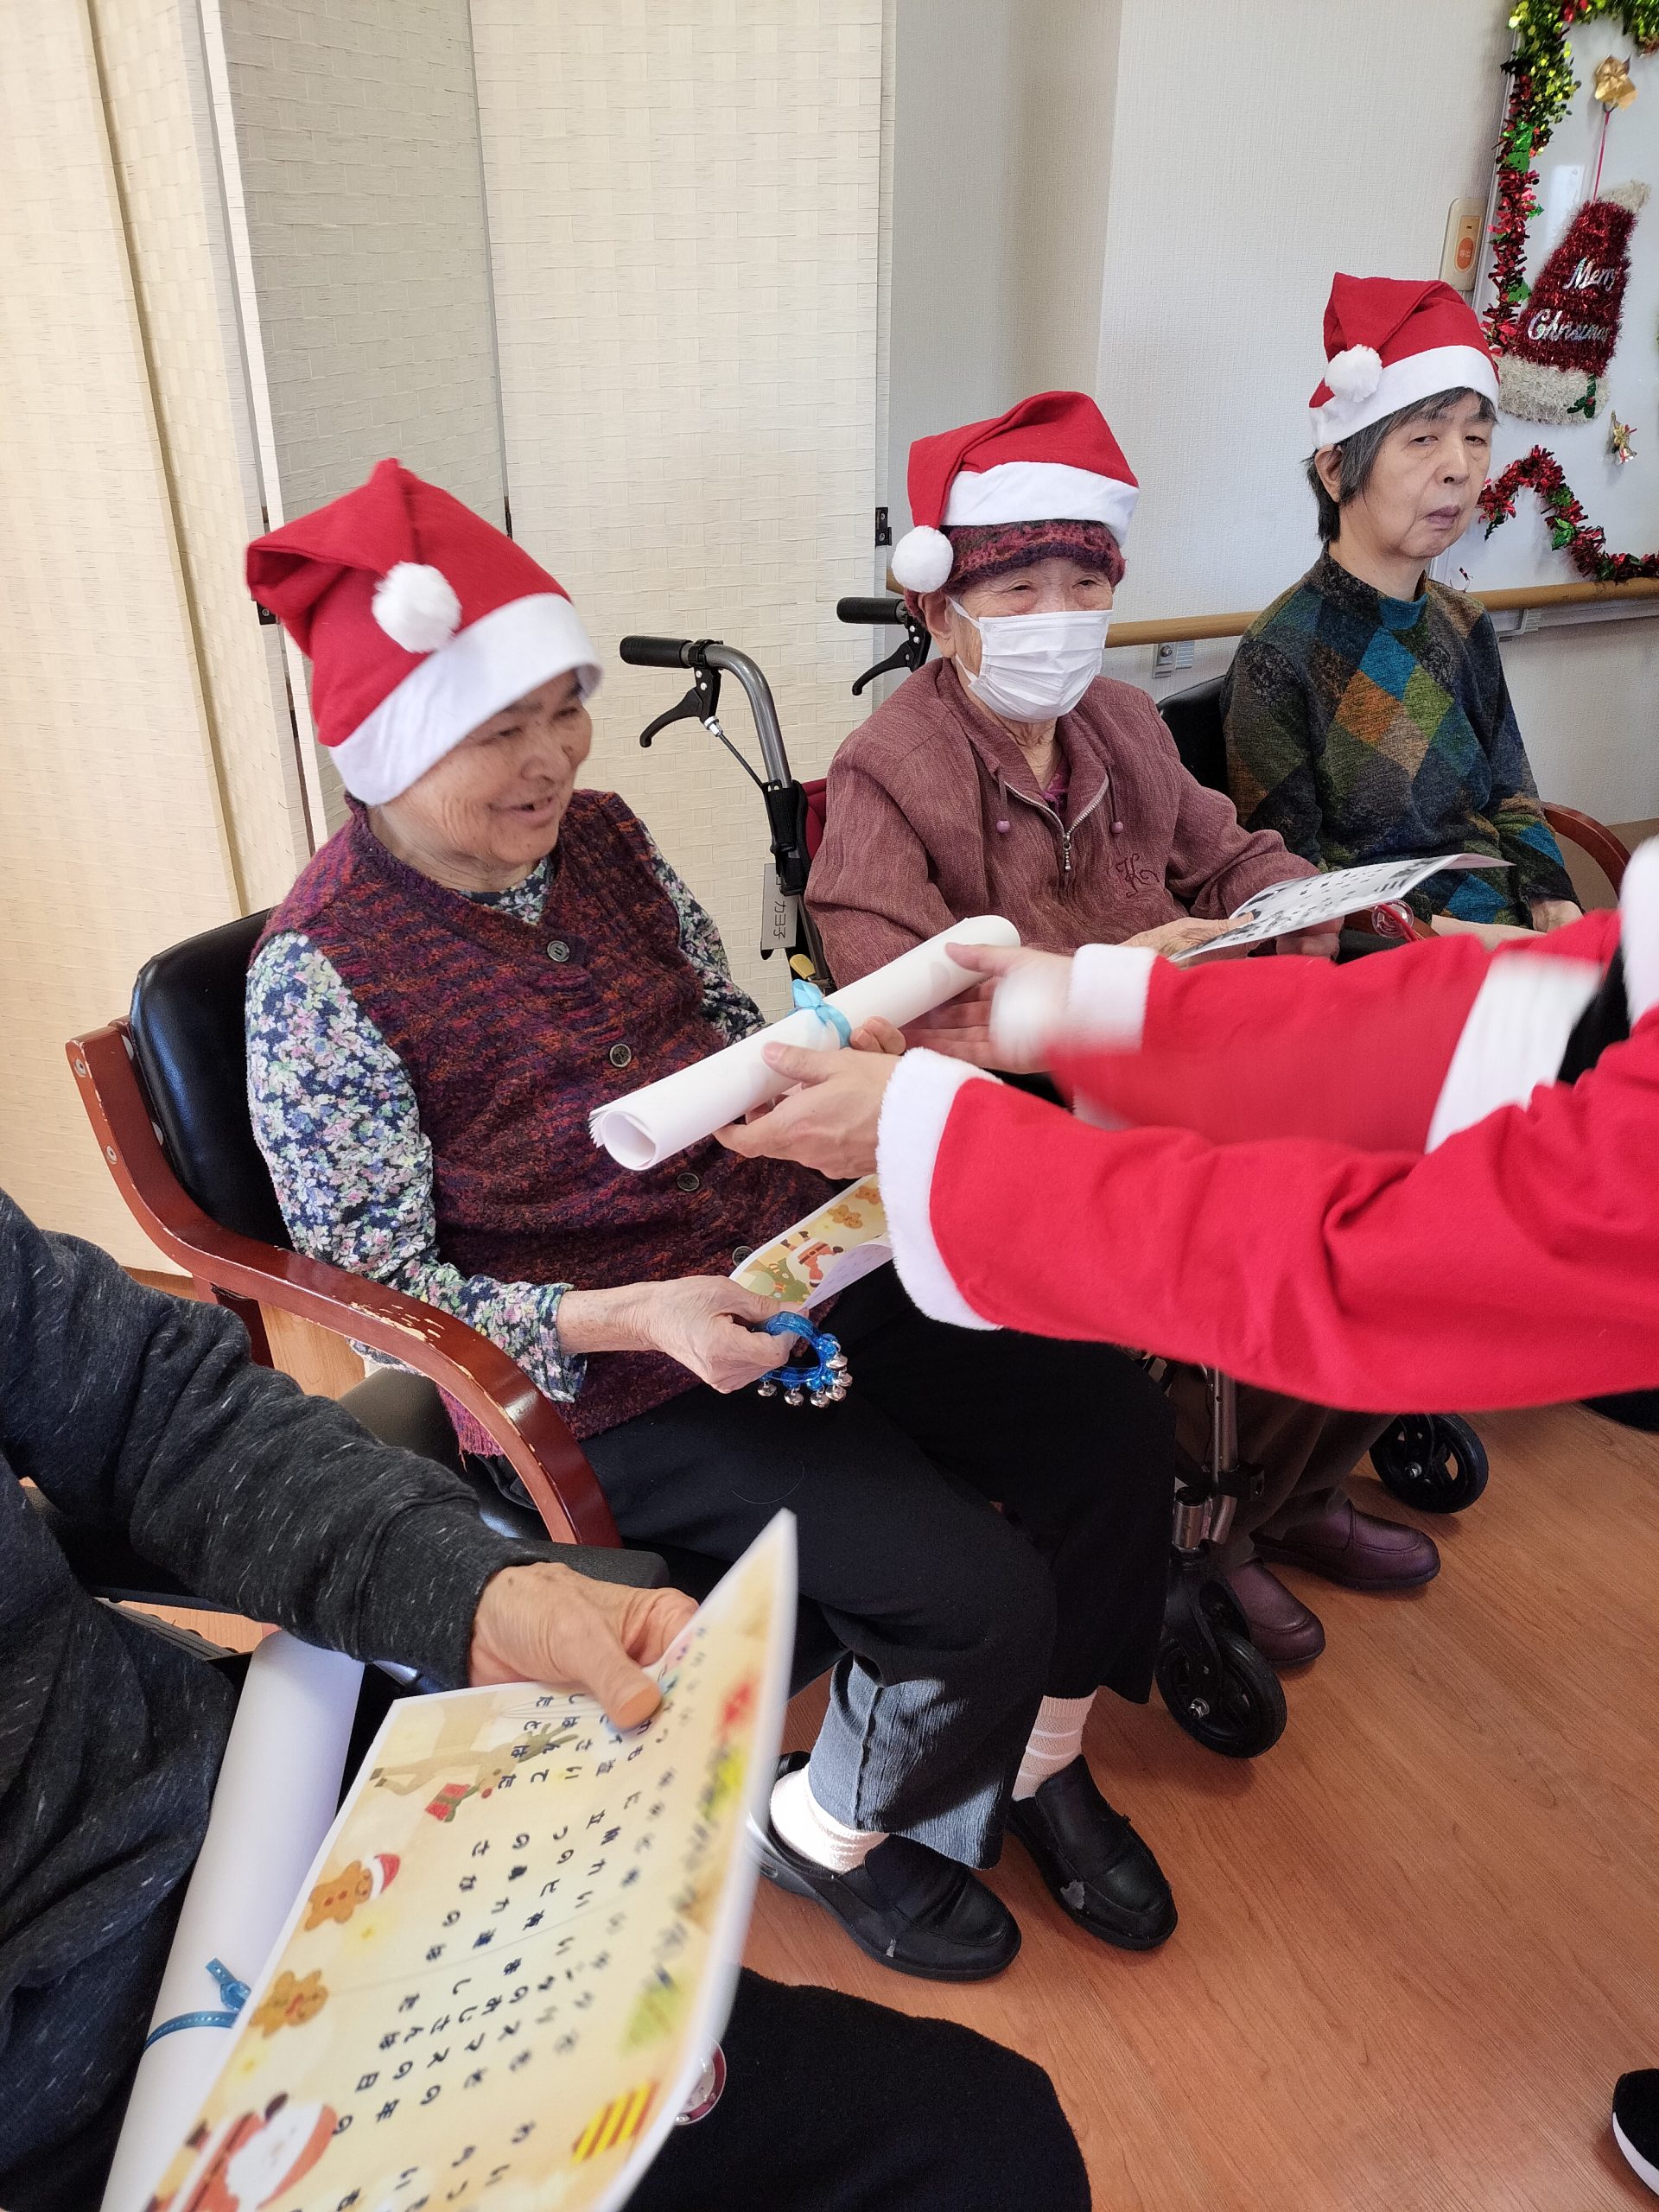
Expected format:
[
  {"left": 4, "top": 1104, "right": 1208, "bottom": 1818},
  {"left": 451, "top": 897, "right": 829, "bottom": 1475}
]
[{"left": 246, "top": 832, "right": 764, "bottom": 1408}]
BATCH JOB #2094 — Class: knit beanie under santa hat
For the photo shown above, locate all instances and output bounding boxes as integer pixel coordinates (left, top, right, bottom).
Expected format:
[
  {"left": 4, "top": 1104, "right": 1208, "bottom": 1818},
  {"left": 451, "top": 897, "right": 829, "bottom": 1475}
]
[
  {"left": 1308, "top": 275, "right": 1499, "bottom": 449},
  {"left": 246, "top": 460, "right": 600, "bottom": 804},
  {"left": 890, "top": 391, "right": 1139, "bottom": 597}
]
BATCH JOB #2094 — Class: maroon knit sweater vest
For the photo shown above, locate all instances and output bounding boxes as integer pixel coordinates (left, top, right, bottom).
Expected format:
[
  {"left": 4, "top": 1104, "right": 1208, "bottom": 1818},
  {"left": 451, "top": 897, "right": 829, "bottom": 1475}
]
[{"left": 256, "top": 794, "right": 829, "bottom": 1437}]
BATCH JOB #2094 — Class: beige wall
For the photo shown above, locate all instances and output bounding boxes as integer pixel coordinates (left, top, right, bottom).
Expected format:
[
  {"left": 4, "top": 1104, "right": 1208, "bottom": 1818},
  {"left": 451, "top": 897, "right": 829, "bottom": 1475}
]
[
  {"left": 884, "top": 0, "right": 1120, "bottom": 529},
  {"left": 217, "top": 0, "right": 505, "bottom": 524},
  {"left": 1087, "top": 0, "right": 1659, "bottom": 823},
  {"left": 93, "top": 0, "right": 312, "bottom": 905},
  {"left": 472, "top": 0, "right": 887, "bottom": 1014},
  {"left": 0, "top": 1, "right": 243, "bottom": 1261}
]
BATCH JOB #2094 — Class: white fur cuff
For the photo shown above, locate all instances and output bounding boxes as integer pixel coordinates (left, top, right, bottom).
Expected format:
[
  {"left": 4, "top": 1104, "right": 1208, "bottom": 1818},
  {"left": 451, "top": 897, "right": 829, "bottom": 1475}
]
[{"left": 876, "top": 1052, "right": 998, "bottom": 1330}]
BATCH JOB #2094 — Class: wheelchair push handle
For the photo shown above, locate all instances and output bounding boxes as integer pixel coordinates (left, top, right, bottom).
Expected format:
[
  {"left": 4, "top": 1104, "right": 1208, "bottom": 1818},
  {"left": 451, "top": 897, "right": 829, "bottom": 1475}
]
[
  {"left": 835, "top": 595, "right": 906, "bottom": 627},
  {"left": 619, "top": 635, "right": 698, "bottom": 670}
]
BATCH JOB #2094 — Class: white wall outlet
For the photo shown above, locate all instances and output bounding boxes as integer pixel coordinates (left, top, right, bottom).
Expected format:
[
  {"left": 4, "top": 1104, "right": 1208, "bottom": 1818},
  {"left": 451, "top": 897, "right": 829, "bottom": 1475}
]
[
  {"left": 1153, "top": 639, "right": 1195, "bottom": 675},
  {"left": 1440, "top": 197, "right": 1484, "bottom": 290}
]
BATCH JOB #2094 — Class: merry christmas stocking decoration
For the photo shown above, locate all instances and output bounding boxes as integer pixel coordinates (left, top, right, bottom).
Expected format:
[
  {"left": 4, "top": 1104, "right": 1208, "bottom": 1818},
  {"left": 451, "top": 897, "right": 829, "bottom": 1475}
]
[{"left": 1498, "top": 181, "right": 1649, "bottom": 424}]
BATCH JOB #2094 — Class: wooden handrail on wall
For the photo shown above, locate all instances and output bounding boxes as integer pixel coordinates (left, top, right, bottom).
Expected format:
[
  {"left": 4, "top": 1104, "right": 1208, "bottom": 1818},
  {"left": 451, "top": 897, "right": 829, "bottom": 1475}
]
[{"left": 1103, "top": 577, "right": 1659, "bottom": 651}]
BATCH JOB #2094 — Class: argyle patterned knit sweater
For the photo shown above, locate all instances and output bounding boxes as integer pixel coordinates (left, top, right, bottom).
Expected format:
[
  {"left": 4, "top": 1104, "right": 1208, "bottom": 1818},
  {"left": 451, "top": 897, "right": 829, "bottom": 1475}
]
[{"left": 1222, "top": 551, "right": 1574, "bottom": 925}]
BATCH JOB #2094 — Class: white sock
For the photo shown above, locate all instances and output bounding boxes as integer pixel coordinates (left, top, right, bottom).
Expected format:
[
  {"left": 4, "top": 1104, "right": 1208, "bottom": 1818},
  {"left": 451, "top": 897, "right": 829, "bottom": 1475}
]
[
  {"left": 1012, "top": 1694, "right": 1096, "bottom": 1801},
  {"left": 769, "top": 1765, "right": 887, "bottom": 1873}
]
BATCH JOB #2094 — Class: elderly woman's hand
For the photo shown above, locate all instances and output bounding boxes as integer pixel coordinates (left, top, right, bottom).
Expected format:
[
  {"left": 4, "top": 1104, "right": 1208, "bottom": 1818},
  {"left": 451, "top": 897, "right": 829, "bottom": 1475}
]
[
  {"left": 1529, "top": 897, "right": 1583, "bottom": 933},
  {"left": 469, "top": 1563, "right": 698, "bottom": 1729},
  {"left": 716, "top": 1042, "right": 899, "bottom": 1179},
  {"left": 558, "top": 1278, "right": 797, "bottom": 1394},
  {"left": 1122, "top": 917, "right": 1241, "bottom": 958},
  {"left": 1276, "top": 927, "right": 1342, "bottom": 958}
]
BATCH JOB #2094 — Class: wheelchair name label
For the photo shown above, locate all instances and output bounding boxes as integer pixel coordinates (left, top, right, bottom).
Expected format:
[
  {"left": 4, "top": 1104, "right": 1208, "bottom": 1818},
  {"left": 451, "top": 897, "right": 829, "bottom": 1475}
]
[{"left": 760, "top": 863, "right": 798, "bottom": 952}]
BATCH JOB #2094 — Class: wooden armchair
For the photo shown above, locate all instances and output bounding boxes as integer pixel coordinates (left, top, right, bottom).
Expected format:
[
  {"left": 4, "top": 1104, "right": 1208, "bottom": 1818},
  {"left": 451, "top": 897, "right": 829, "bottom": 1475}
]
[{"left": 67, "top": 911, "right": 615, "bottom": 1548}]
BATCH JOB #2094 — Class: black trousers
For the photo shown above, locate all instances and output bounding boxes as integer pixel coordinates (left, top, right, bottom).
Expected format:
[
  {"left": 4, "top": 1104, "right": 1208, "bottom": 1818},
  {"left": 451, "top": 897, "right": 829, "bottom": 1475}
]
[
  {"left": 584, "top": 1268, "right": 1178, "bottom": 1864},
  {"left": 630, "top": 1969, "right": 1090, "bottom": 2212}
]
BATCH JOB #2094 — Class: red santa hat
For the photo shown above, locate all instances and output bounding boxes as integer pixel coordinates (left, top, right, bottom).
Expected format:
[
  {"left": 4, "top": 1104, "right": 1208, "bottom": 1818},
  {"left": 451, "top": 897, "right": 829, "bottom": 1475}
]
[
  {"left": 1309, "top": 275, "right": 1499, "bottom": 449},
  {"left": 246, "top": 460, "right": 600, "bottom": 804},
  {"left": 889, "top": 390, "right": 1139, "bottom": 595}
]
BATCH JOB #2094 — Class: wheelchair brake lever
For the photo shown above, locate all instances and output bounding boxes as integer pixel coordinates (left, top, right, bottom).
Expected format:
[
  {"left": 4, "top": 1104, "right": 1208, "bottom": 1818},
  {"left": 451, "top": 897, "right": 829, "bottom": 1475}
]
[
  {"left": 638, "top": 661, "right": 721, "bottom": 748},
  {"left": 849, "top": 607, "right": 931, "bottom": 696},
  {"left": 851, "top": 639, "right": 917, "bottom": 696}
]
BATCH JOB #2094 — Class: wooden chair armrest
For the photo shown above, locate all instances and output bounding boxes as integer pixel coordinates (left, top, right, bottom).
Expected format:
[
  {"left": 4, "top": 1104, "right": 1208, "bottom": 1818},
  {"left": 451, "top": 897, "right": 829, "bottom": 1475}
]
[
  {"left": 1541, "top": 803, "right": 1631, "bottom": 897},
  {"left": 67, "top": 1021, "right": 617, "bottom": 1548}
]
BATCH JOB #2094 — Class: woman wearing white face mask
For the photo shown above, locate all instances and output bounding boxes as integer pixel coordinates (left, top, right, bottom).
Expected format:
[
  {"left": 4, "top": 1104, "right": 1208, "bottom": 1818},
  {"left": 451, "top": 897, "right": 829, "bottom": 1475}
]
[
  {"left": 810, "top": 390, "right": 1332, "bottom": 985},
  {"left": 809, "top": 391, "right": 1428, "bottom": 1674}
]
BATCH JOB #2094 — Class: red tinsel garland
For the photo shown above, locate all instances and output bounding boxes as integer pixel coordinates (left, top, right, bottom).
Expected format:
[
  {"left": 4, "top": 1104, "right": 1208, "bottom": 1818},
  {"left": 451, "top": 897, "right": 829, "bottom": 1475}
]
[
  {"left": 1479, "top": 446, "right": 1659, "bottom": 580},
  {"left": 1485, "top": 67, "right": 1542, "bottom": 355}
]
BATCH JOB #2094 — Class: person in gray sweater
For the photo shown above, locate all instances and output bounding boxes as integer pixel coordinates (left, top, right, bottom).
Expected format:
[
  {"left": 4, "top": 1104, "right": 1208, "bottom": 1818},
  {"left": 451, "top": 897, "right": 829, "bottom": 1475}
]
[{"left": 0, "top": 1185, "right": 1088, "bottom": 2212}]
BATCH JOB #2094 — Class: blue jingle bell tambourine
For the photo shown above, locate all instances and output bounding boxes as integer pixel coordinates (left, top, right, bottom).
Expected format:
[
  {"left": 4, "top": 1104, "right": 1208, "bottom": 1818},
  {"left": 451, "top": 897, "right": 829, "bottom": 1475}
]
[{"left": 755, "top": 1312, "right": 850, "bottom": 1408}]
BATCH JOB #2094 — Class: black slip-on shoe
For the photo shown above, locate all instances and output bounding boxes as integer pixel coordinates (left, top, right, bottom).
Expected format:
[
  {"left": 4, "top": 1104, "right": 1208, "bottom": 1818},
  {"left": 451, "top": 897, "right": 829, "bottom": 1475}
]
[
  {"left": 752, "top": 1753, "right": 1020, "bottom": 1982},
  {"left": 1006, "top": 1755, "right": 1177, "bottom": 1951},
  {"left": 1614, "top": 2070, "right": 1659, "bottom": 2196}
]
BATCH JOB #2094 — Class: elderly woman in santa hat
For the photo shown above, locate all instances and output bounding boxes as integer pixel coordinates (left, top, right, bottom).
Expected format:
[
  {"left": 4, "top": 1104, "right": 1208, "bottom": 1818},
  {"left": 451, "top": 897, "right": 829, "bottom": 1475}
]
[
  {"left": 805, "top": 391, "right": 1427, "bottom": 1669},
  {"left": 1224, "top": 273, "right": 1580, "bottom": 938},
  {"left": 245, "top": 459, "right": 1193, "bottom": 1990}
]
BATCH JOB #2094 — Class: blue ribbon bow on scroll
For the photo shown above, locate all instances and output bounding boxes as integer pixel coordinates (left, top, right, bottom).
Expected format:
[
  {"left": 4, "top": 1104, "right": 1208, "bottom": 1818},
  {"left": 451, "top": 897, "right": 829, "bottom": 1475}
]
[
  {"left": 790, "top": 974, "right": 851, "bottom": 1048},
  {"left": 143, "top": 1955, "right": 251, "bottom": 2048}
]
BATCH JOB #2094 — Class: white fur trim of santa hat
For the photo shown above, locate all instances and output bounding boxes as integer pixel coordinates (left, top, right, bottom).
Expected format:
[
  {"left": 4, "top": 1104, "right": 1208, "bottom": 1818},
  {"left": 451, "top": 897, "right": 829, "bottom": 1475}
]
[
  {"left": 891, "top": 460, "right": 1139, "bottom": 594},
  {"left": 942, "top": 460, "right": 1139, "bottom": 540},
  {"left": 1310, "top": 343, "right": 1499, "bottom": 448},
  {"left": 333, "top": 592, "right": 601, "bottom": 804}
]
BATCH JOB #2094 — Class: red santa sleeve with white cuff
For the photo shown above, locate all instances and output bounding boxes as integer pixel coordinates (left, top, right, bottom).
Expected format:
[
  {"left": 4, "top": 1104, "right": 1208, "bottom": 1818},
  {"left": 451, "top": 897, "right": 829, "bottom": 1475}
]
[
  {"left": 875, "top": 850, "right": 1656, "bottom": 1412},
  {"left": 988, "top": 914, "right": 1618, "bottom": 1154}
]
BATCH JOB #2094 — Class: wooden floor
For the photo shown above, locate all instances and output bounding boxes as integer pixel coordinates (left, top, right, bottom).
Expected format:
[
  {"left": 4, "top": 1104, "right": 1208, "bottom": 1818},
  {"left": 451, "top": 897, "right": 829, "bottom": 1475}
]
[
  {"left": 151, "top": 1288, "right": 1659, "bottom": 2206},
  {"left": 746, "top": 1405, "right": 1659, "bottom": 2212}
]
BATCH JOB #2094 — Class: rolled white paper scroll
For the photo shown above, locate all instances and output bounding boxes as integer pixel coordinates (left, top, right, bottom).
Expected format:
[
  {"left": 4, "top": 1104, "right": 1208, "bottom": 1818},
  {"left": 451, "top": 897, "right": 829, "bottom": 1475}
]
[
  {"left": 591, "top": 915, "right": 1021, "bottom": 1170},
  {"left": 101, "top": 1633, "right": 365, "bottom": 2212}
]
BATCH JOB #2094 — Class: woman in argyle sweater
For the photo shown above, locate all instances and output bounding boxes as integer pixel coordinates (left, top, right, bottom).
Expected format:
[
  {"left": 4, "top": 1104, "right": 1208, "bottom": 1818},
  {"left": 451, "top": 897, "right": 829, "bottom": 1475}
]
[{"left": 1224, "top": 273, "right": 1580, "bottom": 938}]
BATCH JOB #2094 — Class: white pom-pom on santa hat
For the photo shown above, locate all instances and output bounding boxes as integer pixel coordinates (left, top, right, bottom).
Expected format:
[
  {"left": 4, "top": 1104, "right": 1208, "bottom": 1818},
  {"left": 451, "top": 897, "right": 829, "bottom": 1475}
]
[
  {"left": 889, "top": 525, "right": 955, "bottom": 594},
  {"left": 1325, "top": 345, "right": 1383, "bottom": 403},
  {"left": 372, "top": 562, "right": 462, "bottom": 654}
]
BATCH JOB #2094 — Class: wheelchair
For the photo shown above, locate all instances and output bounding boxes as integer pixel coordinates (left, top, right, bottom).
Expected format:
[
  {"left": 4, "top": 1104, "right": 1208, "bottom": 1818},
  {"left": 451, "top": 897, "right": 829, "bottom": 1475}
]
[{"left": 617, "top": 610, "right": 1499, "bottom": 1760}]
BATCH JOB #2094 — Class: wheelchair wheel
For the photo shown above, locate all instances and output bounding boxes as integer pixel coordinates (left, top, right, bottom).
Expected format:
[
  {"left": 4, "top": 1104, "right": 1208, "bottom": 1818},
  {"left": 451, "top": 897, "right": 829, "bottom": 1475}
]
[
  {"left": 1370, "top": 1413, "right": 1488, "bottom": 1513},
  {"left": 1155, "top": 1616, "right": 1287, "bottom": 1760}
]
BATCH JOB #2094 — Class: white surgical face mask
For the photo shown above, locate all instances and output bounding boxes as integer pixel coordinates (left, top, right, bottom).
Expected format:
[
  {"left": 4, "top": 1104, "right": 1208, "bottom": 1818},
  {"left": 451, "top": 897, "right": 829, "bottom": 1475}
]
[{"left": 949, "top": 599, "right": 1109, "bottom": 721}]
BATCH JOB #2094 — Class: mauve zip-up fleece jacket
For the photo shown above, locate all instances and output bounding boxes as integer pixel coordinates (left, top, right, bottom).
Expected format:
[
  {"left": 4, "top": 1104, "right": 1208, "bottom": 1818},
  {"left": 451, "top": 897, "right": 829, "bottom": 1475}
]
[
  {"left": 808, "top": 659, "right": 1312, "bottom": 982},
  {"left": 0, "top": 1189, "right": 549, "bottom": 2212}
]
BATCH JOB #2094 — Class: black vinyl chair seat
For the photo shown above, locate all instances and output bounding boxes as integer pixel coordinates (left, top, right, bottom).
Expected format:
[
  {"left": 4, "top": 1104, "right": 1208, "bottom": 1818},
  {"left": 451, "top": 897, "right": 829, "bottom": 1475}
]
[
  {"left": 129, "top": 909, "right": 289, "bottom": 1247},
  {"left": 1157, "top": 675, "right": 1229, "bottom": 794}
]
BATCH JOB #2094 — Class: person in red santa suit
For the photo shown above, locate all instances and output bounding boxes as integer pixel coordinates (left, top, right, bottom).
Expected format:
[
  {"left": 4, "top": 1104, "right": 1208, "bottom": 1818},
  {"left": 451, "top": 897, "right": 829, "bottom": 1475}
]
[{"left": 715, "top": 844, "right": 1659, "bottom": 2196}]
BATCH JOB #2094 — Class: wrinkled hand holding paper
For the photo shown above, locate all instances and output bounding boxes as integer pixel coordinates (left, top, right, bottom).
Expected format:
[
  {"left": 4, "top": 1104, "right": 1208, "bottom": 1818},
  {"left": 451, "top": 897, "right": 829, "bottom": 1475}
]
[
  {"left": 131, "top": 1516, "right": 797, "bottom": 2212},
  {"left": 1173, "top": 855, "right": 1510, "bottom": 962}
]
